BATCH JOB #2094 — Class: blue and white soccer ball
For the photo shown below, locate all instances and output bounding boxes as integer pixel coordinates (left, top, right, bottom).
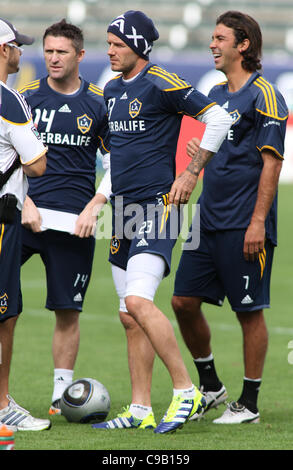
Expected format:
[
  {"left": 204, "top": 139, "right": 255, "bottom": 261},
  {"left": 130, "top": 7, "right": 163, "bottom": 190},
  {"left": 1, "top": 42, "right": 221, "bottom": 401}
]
[{"left": 60, "top": 378, "right": 110, "bottom": 423}]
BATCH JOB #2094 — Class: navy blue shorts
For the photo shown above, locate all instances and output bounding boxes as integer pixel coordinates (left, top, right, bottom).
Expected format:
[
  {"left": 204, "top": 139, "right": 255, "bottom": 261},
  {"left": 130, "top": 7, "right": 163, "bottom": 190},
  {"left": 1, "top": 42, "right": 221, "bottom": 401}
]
[
  {"left": 174, "top": 228, "right": 274, "bottom": 312},
  {"left": 21, "top": 228, "right": 95, "bottom": 311},
  {"left": 109, "top": 194, "right": 181, "bottom": 276},
  {"left": 0, "top": 211, "right": 22, "bottom": 322}
]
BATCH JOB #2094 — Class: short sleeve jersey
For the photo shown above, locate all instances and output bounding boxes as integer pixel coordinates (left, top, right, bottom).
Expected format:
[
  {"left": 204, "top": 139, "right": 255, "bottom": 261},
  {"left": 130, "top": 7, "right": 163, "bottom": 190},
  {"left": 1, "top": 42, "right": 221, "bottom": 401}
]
[
  {"left": 198, "top": 72, "right": 288, "bottom": 245},
  {"left": 104, "top": 63, "right": 216, "bottom": 204},
  {"left": 19, "top": 78, "right": 110, "bottom": 215},
  {"left": 0, "top": 81, "right": 47, "bottom": 209}
]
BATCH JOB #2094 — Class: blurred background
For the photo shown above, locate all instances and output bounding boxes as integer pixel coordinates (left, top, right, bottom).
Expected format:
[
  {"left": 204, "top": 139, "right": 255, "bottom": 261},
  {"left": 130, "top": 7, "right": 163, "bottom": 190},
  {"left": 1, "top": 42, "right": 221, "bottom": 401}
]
[{"left": 2, "top": 0, "right": 293, "bottom": 180}]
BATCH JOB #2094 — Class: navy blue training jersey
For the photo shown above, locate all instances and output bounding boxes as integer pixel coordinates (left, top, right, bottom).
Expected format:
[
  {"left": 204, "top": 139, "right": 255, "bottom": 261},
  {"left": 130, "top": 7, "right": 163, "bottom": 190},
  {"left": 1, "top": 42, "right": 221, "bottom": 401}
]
[
  {"left": 19, "top": 78, "right": 110, "bottom": 214},
  {"left": 198, "top": 72, "right": 288, "bottom": 245},
  {"left": 104, "top": 63, "right": 216, "bottom": 203}
]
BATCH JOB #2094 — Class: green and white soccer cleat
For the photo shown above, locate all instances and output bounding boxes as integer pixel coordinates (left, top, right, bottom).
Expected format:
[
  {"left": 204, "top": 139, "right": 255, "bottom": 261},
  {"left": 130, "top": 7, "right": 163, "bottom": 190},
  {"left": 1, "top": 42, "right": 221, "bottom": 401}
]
[
  {"left": 154, "top": 388, "right": 206, "bottom": 434},
  {"left": 92, "top": 406, "right": 157, "bottom": 429},
  {"left": 189, "top": 385, "right": 228, "bottom": 421}
]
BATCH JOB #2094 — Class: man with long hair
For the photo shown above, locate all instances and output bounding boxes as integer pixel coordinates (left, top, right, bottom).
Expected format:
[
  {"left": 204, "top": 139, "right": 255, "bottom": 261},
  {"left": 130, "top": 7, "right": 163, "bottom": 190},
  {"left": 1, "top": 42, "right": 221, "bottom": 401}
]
[{"left": 172, "top": 11, "right": 288, "bottom": 424}]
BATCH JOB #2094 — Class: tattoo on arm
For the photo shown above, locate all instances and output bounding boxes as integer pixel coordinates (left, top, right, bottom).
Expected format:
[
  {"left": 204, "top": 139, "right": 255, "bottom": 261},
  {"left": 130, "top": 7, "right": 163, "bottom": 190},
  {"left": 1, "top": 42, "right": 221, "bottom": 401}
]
[{"left": 186, "top": 148, "right": 214, "bottom": 176}]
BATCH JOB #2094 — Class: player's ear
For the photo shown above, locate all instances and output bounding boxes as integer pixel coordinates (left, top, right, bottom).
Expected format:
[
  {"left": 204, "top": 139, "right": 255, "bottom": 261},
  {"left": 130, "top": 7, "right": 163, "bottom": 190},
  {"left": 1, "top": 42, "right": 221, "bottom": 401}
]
[
  {"left": 77, "top": 48, "right": 85, "bottom": 63},
  {"left": 238, "top": 38, "right": 250, "bottom": 54},
  {"left": 0, "top": 43, "right": 9, "bottom": 58}
]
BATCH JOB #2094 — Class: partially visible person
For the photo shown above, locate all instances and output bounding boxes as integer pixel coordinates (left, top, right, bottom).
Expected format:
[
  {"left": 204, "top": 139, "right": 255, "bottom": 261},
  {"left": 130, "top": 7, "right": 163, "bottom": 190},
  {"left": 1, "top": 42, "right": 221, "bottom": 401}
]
[
  {"left": 172, "top": 11, "right": 288, "bottom": 424},
  {"left": 0, "top": 18, "right": 50, "bottom": 431},
  {"left": 18, "top": 19, "right": 110, "bottom": 416},
  {"left": 92, "top": 10, "right": 232, "bottom": 434}
]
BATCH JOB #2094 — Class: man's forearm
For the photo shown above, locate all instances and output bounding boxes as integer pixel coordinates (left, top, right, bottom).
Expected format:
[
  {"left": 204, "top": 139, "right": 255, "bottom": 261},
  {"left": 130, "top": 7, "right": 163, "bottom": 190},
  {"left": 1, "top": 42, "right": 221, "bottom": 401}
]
[{"left": 186, "top": 147, "right": 214, "bottom": 177}]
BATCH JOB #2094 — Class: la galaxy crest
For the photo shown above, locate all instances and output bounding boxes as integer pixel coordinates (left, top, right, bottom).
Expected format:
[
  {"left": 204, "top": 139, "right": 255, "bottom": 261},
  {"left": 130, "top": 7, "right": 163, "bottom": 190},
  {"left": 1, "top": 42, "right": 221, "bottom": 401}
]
[
  {"left": 77, "top": 114, "right": 93, "bottom": 134},
  {"left": 0, "top": 293, "right": 8, "bottom": 315},
  {"left": 129, "top": 99, "right": 142, "bottom": 118},
  {"left": 110, "top": 236, "right": 120, "bottom": 255},
  {"left": 229, "top": 109, "right": 241, "bottom": 125}
]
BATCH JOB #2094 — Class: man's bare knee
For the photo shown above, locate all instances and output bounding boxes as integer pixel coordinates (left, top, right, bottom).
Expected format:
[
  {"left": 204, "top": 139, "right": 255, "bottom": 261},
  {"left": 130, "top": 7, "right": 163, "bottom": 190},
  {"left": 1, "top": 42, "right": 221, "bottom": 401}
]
[
  {"left": 172, "top": 295, "right": 202, "bottom": 317},
  {"left": 119, "top": 310, "right": 139, "bottom": 330}
]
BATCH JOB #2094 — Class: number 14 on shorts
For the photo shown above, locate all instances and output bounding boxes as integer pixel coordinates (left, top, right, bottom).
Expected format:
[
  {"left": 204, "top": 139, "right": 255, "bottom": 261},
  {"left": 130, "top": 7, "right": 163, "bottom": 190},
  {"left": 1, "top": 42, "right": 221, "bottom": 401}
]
[{"left": 74, "top": 273, "right": 89, "bottom": 288}]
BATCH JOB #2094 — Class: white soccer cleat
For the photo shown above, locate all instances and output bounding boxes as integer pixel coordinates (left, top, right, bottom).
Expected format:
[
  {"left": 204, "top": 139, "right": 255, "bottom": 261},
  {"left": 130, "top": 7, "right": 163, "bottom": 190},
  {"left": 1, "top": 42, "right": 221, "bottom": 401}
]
[
  {"left": 213, "top": 401, "right": 260, "bottom": 424},
  {"left": 189, "top": 385, "right": 228, "bottom": 421},
  {"left": 0, "top": 396, "right": 51, "bottom": 431}
]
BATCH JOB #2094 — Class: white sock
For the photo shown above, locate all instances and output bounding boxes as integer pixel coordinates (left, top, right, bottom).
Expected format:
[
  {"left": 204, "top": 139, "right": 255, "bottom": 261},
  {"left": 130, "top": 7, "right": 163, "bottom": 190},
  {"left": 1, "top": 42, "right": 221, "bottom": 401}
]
[
  {"left": 173, "top": 384, "right": 195, "bottom": 399},
  {"left": 52, "top": 368, "right": 74, "bottom": 403},
  {"left": 129, "top": 404, "right": 152, "bottom": 419}
]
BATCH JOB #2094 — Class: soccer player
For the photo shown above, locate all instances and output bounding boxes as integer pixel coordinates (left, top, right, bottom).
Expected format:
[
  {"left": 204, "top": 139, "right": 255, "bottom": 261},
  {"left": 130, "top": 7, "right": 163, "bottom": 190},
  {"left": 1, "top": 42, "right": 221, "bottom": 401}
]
[
  {"left": 18, "top": 19, "right": 110, "bottom": 415},
  {"left": 0, "top": 18, "right": 50, "bottom": 431},
  {"left": 172, "top": 11, "right": 288, "bottom": 424},
  {"left": 92, "top": 10, "right": 232, "bottom": 434}
]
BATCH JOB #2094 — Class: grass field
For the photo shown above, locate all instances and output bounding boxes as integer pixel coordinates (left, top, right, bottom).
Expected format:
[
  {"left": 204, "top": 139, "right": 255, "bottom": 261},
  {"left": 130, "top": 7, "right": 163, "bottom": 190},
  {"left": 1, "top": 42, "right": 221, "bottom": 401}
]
[{"left": 8, "top": 182, "right": 293, "bottom": 452}]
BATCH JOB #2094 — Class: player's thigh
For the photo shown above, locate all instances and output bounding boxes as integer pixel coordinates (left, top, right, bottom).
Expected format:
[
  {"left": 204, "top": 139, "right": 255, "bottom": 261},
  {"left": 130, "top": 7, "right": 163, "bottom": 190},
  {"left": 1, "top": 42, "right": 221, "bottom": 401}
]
[
  {"left": 129, "top": 197, "right": 180, "bottom": 277},
  {"left": 217, "top": 231, "right": 274, "bottom": 312},
  {"left": 0, "top": 212, "right": 22, "bottom": 321},
  {"left": 21, "top": 226, "right": 43, "bottom": 264},
  {"left": 41, "top": 230, "right": 95, "bottom": 311},
  {"left": 174, "top": 229, "right": 225, "bottom": 307},
  {"left": 125, "top": 252, "right": 166, "bottom": 302}
]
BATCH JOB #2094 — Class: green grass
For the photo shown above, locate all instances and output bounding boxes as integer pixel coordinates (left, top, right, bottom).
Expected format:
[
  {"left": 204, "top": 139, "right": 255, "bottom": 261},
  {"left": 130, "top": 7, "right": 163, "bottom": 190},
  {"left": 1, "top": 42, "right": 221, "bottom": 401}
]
[{"left": 9, "top": 182, "right": 293, "bottom": 450}]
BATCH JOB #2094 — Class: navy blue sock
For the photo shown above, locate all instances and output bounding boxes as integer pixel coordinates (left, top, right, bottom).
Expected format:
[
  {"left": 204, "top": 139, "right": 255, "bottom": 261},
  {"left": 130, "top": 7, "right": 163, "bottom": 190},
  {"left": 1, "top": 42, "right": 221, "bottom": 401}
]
[{"left": 238, "top": 378, "right": 261, "bottom": 413}]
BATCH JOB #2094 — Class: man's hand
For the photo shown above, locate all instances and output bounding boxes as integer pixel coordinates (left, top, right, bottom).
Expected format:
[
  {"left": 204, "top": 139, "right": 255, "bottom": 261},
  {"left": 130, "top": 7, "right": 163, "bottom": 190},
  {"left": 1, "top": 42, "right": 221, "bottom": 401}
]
[
  {"left": 186, "top": 137, "right": 201, "bottom": 159},
  {"left": 243, "top": 219, "right": 265, "bottom": 262},
  {"left": 21, "top": 196, "right": 42, "bottom": 232},
  {"left": 169, "top": 171, "right": 198, "bottom": 206},
  {"left": 74, "top": 193, "right": 107, "bottom": 238}
]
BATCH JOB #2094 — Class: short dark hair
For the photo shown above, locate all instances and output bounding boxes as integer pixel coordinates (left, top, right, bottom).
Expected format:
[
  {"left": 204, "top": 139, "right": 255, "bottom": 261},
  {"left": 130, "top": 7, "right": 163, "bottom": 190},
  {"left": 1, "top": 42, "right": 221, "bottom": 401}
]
[
  {"left": 43, "top": 19, "right": 84, "bottom": 53},
  {"left": 216, "top": 10, "right": 262, "bottom": 72}
]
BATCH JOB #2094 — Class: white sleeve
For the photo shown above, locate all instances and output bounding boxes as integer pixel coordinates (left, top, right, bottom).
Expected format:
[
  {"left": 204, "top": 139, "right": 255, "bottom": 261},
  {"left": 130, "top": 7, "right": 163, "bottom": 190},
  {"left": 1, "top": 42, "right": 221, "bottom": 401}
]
[
  {"left": 101, "top": 152, "right": 110, "bottom": 170},
  {"left": 9, "top": 118, "right": 47, "bottom": 165},
  {"left": 96, "top": 166, "right": 112, "bottom": 201},
  {"left": 197, "top": 104, "right": 232, "bottom": 153}
]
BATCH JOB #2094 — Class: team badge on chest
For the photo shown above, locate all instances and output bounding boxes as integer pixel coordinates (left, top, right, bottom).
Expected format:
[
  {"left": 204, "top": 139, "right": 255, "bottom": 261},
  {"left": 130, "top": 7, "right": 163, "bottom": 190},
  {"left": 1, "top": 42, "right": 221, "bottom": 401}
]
[
  {"left": 77, "top": 114, "right": 93, "bottom": 134},
  {"left": 229, "top": 109, "right": 241, "bottom": 125},
  {"left": 129, "top": 98, "right": 142, "bottom": 118}
]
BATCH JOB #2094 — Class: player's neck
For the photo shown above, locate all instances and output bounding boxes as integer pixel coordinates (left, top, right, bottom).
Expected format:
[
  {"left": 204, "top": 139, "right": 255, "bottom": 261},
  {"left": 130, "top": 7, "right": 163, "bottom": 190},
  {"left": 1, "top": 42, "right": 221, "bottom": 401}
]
[
  {"left": 0, "top": 64, "right": 8, "bottom": 83},
  {"left": 122, "top": 59, "right": 149, "bottom": 80},
  {"left": 0, "top": 72, "right": 7, "bottom": 83},
  {"left": 226, "top": 68, "right": 253, "bottom": 93},
  {"left": 47, "top": 76, "right": 81, "bottom": 94}
]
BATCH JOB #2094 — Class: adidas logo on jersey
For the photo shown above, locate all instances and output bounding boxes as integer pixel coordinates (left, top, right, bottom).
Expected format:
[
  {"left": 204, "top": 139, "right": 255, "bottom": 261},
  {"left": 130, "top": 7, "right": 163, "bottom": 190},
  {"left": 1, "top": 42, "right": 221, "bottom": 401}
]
[
  {"left": 120, "top": 92, "right": 128, "bottom": 100},
  {"left": 73, "top": 293, "right": 83, "bottom": 302},
  {"left": 58, "top": 104, "right": 71, "bottom": 113},
  {"left": 136, "top": 238, "right": 149, "bottom": 247},
  {"left": 241, "top": 294, "right": 253, "bottom": 304},
  {"left": 222, "top": 101, "right": 229, "bottom": 109}
]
